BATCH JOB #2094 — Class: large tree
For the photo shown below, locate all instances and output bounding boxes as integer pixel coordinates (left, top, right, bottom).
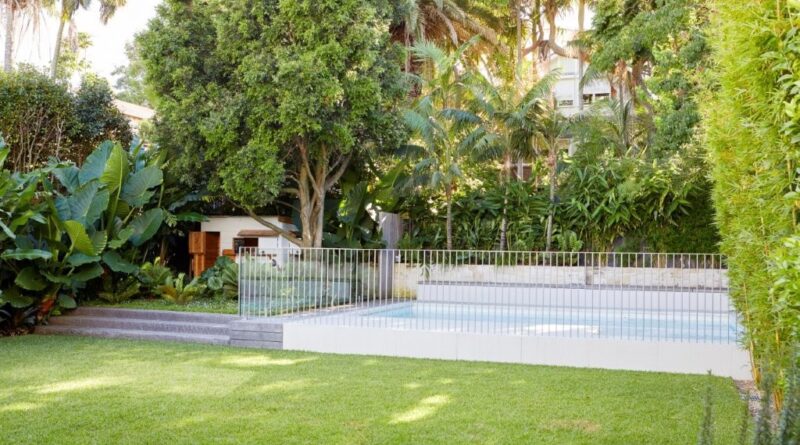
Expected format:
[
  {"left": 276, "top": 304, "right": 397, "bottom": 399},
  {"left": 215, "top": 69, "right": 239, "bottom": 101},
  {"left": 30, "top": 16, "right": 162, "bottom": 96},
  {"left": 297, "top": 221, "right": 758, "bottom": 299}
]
[{"left": 139, "top": 0, "right": 406, "bottom": 247}]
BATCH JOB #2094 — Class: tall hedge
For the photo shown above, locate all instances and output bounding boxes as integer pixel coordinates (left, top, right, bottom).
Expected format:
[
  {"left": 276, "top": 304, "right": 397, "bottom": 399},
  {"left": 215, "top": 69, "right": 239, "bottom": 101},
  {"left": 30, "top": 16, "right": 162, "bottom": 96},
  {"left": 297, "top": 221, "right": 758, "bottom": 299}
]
[{"left": 704, "top": 0, "right": 799, "bottom": 378}]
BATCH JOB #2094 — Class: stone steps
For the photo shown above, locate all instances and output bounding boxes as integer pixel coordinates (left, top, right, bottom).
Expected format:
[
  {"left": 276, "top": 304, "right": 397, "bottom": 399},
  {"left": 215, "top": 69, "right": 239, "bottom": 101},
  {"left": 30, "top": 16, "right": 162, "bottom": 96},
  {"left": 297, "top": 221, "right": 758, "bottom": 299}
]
[
  {"left": 36, "top": 307, "right": 239, "bottom": 346},
  {"left": 47, "top": 316, "right": 230, "bottom": 336},
  {"left": 36, "top": 325, "right": 230, "bottom": 345},
  {"left": 37, "top": 307, "right": 288, "bottom": 349}
]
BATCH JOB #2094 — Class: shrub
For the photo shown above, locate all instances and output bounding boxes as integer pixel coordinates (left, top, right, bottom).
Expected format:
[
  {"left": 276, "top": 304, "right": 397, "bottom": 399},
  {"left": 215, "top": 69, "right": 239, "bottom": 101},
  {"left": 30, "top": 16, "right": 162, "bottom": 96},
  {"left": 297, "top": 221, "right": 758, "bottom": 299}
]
[
  {"left": 0, "top": 69, "right": 132, "bottom": 171},
  {"left": 704, "top": 0, "right": 799, "bottom": 378}
]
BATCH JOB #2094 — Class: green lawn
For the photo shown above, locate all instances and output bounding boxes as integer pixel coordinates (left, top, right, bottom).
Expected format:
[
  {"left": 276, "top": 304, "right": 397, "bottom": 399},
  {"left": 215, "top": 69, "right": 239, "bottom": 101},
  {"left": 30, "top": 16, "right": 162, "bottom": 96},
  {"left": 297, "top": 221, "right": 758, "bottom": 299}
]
[
  {"left": 83, "top": 298, "right": 239, "bottom": 314},
  {"left": 1, "top": 336, "right": 744, "bottom": 444}
]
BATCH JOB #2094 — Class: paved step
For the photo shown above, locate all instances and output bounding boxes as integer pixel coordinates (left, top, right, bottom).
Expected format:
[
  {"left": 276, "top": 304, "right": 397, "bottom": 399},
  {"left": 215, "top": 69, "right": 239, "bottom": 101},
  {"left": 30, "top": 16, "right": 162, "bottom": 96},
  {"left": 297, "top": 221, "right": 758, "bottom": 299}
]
[
  {"left": 72, "top": 307, "right": 238, "bottom": 324},
  {"left": 48, "top": 316, "right": 230, "bottom": 336},
  {"left": 36, "top": 325, "right": 230, "bottom": 345}
]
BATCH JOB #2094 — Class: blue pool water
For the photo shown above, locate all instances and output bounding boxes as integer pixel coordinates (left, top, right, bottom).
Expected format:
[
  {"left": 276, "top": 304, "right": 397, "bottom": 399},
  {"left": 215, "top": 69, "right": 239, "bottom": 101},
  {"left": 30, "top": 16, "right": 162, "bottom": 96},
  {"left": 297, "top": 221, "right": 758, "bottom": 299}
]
[{"left": 354, "top": 302, "right": 740, "bottom": 343}]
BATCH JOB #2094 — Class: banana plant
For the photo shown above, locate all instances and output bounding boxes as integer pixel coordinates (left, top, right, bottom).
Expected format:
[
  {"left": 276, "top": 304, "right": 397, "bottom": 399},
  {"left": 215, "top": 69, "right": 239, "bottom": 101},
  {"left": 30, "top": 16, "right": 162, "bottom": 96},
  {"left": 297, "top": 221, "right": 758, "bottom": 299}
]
[{"left": 1, "top": 139, "right": 170, "bottom": 320}]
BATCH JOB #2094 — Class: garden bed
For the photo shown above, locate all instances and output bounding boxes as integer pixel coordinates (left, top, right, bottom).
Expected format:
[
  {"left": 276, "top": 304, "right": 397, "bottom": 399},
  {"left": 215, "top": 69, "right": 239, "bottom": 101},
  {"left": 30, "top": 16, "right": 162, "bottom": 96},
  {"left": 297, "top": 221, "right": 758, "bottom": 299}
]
[{"left": 83, "top": 298, "right": 239, "bottom": 315}]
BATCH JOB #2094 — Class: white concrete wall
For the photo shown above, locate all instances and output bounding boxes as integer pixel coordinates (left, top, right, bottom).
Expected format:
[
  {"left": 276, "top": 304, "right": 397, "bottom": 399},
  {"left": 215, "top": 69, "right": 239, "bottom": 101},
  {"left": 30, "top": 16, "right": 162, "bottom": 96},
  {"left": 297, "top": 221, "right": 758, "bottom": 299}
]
[
  {"left": 283, "top": 323, "right": 752, "bottom": 379},
  {"left": 200, "top": 216, "right": 297, "bottom": 256}
]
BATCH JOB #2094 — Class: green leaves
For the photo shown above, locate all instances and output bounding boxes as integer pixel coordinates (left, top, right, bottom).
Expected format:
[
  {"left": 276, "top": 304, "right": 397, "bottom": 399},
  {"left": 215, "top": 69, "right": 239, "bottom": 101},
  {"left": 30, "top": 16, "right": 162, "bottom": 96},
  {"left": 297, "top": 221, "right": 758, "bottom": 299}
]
[
  {"left": 128, "top": 209, "right": 164, "bottom": 247},
  {"left": 55, "top": 181, "right": 109, "bottom": 225},
  {"left": 79, "top": 141, "right": 114, "bottom": 184},
  {"left": 1, "top": 249, "right": 53, "bottom": 261},
  {"left": 15, "top": 267, "right": 47, "bottom": 291},
  {"left": 100, "top": 144, "right": 130, "bottom": 193},
  {"left": 64, "top": 221, "right": 107, "bottom": 256},
  {"left": 121, "top": 166, "right": 163, "bottom": 206},
  {"left": 102, "top": 251, "right": 139, "bottom": 274}
]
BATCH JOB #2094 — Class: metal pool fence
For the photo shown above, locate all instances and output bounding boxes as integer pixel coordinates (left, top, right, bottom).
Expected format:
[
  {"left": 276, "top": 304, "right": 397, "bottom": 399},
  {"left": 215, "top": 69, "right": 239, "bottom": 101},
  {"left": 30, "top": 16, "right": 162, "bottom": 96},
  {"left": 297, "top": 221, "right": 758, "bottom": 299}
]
[{"left": 238, "top": 248, "right": 739, "bottom": 344}]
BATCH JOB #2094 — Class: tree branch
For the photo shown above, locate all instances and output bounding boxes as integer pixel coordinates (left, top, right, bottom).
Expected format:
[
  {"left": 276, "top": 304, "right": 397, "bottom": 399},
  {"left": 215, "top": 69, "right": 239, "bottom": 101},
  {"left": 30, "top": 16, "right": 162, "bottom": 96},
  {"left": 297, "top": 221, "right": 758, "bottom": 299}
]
[
  {"left": 325, "top": 152, "right": 353, "bottom": 191},
  {"left": 243, "top": 207, "right": 303, "bottom": 247}
]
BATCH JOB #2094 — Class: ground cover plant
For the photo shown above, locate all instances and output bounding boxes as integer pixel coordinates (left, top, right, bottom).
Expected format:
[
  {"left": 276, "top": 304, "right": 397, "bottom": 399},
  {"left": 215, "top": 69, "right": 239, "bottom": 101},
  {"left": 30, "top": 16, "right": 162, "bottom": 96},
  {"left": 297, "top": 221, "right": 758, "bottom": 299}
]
[{"left": 0, "top": 335, "right": 745, "bottom": 445}]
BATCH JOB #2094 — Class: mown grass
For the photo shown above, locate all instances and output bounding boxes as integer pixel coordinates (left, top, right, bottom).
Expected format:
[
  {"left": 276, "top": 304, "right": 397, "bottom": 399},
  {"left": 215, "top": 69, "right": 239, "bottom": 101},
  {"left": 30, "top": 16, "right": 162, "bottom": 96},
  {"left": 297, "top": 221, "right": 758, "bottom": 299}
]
[
  {"left": 0, "top": 336, "right": 745, "bottom": 444},
  {"left": 83, "top": 298, "right": 239, "bottom": 314}
]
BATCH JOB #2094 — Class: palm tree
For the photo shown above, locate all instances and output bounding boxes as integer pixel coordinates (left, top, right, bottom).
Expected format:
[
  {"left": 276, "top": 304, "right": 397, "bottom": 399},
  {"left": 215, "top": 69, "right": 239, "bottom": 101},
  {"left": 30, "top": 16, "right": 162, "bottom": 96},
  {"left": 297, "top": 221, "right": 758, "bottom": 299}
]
[
  {"left": 403, "top": 40, "right": 486, "bottom": 250},
  {"left": 50, "top": 0, "right": 125, "bottom": 79},
  {"left": 537, "top": 102, "right": 570, "bottom": 250},
  {"left": 466, "top": 69, "right": 556, "bottom": 249},
  {"left": 3, "top": 0, "right": 50, "bottom": 71},
  {"left": 394, "top": 0, "right": 503, "bottom": 71}
]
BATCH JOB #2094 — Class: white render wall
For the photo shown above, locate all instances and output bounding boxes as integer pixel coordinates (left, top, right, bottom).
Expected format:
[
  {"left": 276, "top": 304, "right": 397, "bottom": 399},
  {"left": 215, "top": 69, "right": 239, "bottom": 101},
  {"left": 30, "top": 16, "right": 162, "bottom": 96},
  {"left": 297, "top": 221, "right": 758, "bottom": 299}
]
[
  {"left": 283, "top": 323, "right": 752, "bottom": 379},
  {"left": 393, "top": 264, "right": 729, "bottom": 299},
  {"left": 200, "top": 216, "right": 297, "bottom": 256}
]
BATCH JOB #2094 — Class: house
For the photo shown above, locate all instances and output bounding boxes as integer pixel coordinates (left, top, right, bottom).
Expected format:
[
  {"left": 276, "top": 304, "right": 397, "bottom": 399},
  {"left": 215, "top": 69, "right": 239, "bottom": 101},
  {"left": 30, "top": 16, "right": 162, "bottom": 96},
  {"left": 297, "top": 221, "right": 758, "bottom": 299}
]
[
  {"left": 113, "top": 99, "right": 155, "bottom": 135},
  {"left": 189, "top": 215, "right": 298, "bottom": 276}
]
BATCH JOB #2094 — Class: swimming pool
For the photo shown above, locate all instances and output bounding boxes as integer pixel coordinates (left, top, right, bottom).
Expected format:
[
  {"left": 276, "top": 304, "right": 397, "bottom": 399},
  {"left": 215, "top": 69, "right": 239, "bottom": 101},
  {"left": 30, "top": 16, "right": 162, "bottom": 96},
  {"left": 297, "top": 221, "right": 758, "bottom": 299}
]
[{"left": 302, "top": 301, "right": 741, "bottom": 344}]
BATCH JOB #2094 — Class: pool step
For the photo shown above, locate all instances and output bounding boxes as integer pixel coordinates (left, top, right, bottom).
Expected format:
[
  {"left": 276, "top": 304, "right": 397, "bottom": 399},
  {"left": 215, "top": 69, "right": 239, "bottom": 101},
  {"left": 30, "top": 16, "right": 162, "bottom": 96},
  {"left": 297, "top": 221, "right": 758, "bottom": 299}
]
[{"left": 36, "top": 307, "right": 240, "bottom": 346}]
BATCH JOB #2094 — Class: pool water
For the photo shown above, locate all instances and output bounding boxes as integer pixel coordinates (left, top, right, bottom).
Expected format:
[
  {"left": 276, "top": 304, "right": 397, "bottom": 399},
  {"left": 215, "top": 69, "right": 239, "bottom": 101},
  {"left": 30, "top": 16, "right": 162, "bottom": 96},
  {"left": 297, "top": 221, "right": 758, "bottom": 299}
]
[{"left": 352, "top": 302, "right": 740, "bottom": 343}]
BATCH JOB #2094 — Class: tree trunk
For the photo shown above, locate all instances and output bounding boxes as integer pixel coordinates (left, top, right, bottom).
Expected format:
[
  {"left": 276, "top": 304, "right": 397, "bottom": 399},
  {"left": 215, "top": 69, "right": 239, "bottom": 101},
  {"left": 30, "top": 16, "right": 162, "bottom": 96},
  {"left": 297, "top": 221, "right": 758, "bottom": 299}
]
[
  {"left": 445, "top": 185, "right": 453, "bottom": 250},
  {"left": 50, "top": 15, "right": 67, "bottom": 79},
  {"left": 3, "top": 2, "right": 14, "bottom": 72},
  {"left": 499, "top": 153, "right": 513, "bottom": 251},
  {"left": 577, "top": 0, "right": 586, "bottom": 111},
  {"left": 545, "top": 144, "right": 557, "bottom": 251}
]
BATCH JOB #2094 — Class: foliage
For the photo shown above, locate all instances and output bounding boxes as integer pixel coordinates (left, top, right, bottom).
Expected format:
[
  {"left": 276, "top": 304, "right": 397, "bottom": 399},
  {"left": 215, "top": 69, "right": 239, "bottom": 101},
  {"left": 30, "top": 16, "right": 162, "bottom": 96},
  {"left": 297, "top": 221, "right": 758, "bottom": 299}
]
[
  {"left": 0, "top": 68, "right": 132, "bottom": 171},
  {"left": 112, "top": 41, "right": 151, "bottom": 107},
  {"left": 0, "top": 139, "right": 170, "bottom": 329},
  {"left": 156, "top": 273, "right": 205, "bottom": 305},
  {"left": 199, "top": 256, "right": 238, "bottom": 300},
  {"left": 138, "top": 0, "right": 407, "bottom": 247},
  {"left": 97, "top": 275, "right": 141, "bottom": 304},
  {"left": 557, "top": 146, "right": 699, "bottom": 251},
  {"left": 71, "top": 75, "right": 133, "bottom": 157},
  {"left": 138, "top": 257, "right": 172, "bottom": 295},
  {"left": 703, "top": 0, "right": 799, "bottom": 379},
  {"left": 698, "top": 360, "right": 800, "bottom": 444}
]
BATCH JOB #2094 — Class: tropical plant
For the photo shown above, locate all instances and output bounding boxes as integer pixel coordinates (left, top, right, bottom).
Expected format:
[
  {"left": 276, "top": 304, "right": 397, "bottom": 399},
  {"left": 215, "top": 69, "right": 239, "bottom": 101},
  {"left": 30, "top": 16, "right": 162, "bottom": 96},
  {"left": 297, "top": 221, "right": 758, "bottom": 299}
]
[
  {"left": 404, "top": 39, "right": 486, "bottom": 250},
  {"left": 537, "top": 103, "right": 570, "bottom": 250},
  {"left": 0, "top": 138, "right": 170, "bottom": 326},
  {"left": 138, "top": 257, "right": 171, "bottom": 294},
  {"left": 392, "top": 0, "right": 503, "bottom": 70},
  {"left": 200, "top": 255, "right": 238, "bottom": 300},
  {"left": 97, "top": 274, "right": 140, "bottom": 303},
  {"left": 156, "top": 273, "right": 204, "bottom": 305},
  {"left": 465, "top": 70, "right": 555, "bottom": 249}
]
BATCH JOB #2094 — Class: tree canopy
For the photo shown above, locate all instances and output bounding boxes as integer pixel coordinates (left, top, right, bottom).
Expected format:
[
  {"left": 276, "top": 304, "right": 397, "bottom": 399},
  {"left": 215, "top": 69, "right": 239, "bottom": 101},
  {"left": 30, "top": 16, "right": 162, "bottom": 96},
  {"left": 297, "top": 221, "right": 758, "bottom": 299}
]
[{"left": 139, "top": 0, "right": 407, "bottom": 247}]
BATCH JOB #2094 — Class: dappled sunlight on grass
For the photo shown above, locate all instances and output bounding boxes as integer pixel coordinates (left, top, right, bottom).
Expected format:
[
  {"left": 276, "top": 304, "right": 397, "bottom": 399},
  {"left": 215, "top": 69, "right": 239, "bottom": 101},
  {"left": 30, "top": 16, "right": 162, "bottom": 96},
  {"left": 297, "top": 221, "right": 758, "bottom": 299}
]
[
  {"left": 403, "top": 382, "right": 423, "bottom": 390},
  {"left": 35, "top": 376, "right": 129, "bottom": 394},
  {"left": 390, "top": 395, "right": 451, "bottom": 424},
  {"left": 257, "top": 379, "right": 315, "bottom": 393},
  {"left": 220, "top": 355, "right": 318, "bottom": 367},
  {"left": 544, "top": 419, "right": 602, "bottom": 434},
  {"left": 0, "top": 402, "right": 42, "bottom": 413}
]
